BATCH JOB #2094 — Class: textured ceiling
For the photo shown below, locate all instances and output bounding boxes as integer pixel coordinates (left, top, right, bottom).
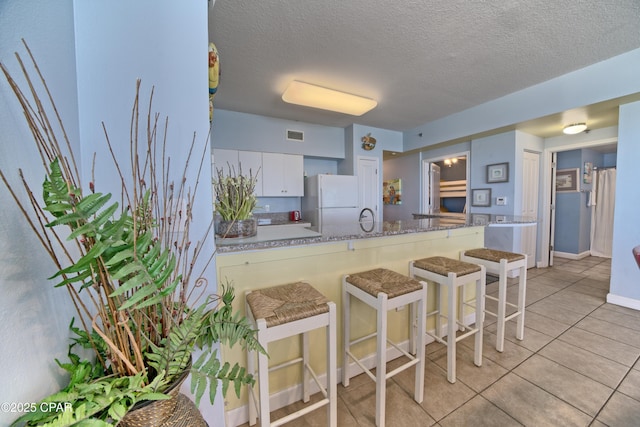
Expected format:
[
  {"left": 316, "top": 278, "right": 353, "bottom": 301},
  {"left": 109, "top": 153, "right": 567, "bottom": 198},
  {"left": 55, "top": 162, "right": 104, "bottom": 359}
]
[{"left": 209, "top": 0, "right": 640, "bottom": 138}]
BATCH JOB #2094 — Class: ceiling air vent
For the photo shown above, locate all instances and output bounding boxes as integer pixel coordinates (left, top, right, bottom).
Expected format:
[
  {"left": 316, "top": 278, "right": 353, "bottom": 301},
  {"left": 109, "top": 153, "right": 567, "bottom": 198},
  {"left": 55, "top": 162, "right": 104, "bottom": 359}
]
[{"left": 287, "top": 129, "right": 304, "bottom": 142}]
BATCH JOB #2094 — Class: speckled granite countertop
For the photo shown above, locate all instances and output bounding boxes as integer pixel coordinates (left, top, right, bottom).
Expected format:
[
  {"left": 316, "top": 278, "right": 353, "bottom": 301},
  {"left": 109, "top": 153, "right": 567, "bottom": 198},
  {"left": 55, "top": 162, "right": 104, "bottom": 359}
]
[{"left": 215, "top": 214, "right": 536, "bottom": 253}]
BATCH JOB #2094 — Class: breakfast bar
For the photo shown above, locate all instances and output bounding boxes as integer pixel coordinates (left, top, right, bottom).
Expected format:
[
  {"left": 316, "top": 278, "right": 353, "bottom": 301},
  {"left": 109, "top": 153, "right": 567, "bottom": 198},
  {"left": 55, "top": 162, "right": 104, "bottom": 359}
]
[{"left": 215, "top": 215, "right": 534, "bottom": 420}]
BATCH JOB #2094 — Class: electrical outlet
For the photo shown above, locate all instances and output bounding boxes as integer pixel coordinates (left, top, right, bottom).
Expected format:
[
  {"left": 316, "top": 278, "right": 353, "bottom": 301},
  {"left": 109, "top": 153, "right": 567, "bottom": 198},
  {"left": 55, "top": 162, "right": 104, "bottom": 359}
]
[
  {"left": 496, "top": 196, "right": 507, "bottom": 206},
  {"left": 264, "top": 204, "right": 270, "bottom": 212}
]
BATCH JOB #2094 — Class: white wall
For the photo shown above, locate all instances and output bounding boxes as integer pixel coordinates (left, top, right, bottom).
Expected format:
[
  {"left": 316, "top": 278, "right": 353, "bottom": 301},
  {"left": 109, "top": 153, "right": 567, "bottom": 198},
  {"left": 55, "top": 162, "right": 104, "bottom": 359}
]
[
  {"left": 0, "top": 2, "right": 80, "bottom": 425},
  {"left": 609, "top": 100, "right": 640, "bottom": 306}
]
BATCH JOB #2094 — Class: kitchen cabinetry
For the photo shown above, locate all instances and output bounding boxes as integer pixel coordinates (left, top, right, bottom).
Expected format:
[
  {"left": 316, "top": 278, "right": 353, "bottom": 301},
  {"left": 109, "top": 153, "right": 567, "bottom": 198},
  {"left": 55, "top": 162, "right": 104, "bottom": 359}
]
[
  {"left": 212, "top": 149, "right": 263, "bottom": 196},
  {"left": 261, "top": 152, "right": 304, "bottom": 197}
]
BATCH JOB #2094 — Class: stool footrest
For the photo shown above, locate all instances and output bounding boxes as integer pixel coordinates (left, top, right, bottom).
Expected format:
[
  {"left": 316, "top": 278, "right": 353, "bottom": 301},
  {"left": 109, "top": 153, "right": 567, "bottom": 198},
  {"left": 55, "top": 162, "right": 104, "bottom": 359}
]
[
  {"left": 271, "top": 398, "right": 330, "bottom": 427},
  {"left": 345, "top": 350, "right": 377, "bottom": 382},
  {"left": 268, "top": 357, "right": 303, "bottom": 373}
]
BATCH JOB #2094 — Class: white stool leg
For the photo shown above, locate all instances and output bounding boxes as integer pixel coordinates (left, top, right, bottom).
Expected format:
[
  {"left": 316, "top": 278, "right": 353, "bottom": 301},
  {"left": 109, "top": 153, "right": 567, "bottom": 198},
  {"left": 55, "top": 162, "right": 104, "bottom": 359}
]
[
  {"left": 496, "top": 259, "right": 508, "bottom": 352},
  {"left": 435, "top": 280, "right": 442, "bottom": 339},
  {"left": 247, "top": 345, "right": 257, "bottom": 425},
  {"left": 458, "top": 283, "right": 466, "bottom": 331},
  {"left": 516, "top": 257, "right": 527, "bottom": 341},
  {"left": 246, "top": 298, "right": 258, "bottom": 426},
  {"left": 342, "top": 279, "right": 351, "bottom": 387},
  {"left": 327, "top": 302, "right": 337, "bottom": 427},
  {"left": 257, "top": 320, "right": 270, "bottom": 427},
  {"left": 302, "top": 331, "right": 310, "bottom": 403},
  {"left": 474, "top": 268, "right": 485, "bottom": 367},
  {"left": 446, "top": 273, "right": 457, "bottom": 384},
  {"left": 376, "top": 292, "right": 388, "bottom": 427},
  {"left": 409, "top": 299, "right": 416, "bottom": 355},
  {"left": 414, "top": 283, "right": 426, "bottom": 403}
]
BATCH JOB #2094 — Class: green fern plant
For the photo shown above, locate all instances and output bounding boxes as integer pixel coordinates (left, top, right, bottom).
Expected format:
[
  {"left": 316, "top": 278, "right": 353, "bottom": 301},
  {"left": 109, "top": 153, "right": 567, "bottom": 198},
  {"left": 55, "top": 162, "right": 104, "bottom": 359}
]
[{"left": 1, "top": 41, "right": 265, "bottom": 426}]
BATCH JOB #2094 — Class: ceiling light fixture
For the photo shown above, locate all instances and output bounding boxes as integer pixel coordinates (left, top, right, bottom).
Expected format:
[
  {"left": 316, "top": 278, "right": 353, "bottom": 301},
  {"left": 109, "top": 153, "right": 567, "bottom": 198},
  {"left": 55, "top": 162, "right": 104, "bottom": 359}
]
[
  {"left": 563, "top": 123, "right": 587, "bottom": 135},
  {"left": 443, "top": 158, "right": 458, "bottom": 167},
  {"left": 282, "top": 80, "right": 377, "bottom": 116}
]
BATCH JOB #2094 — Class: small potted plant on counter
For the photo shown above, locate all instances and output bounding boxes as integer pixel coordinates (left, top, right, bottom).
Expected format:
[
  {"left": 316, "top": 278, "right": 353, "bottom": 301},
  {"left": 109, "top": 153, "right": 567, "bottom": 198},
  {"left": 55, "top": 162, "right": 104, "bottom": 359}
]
[
  {"left": 213, "top": 165, "right": 259, "bottom": 238},
  {"left": 1, "top": 42, "right": 265, "bottom": 426}
]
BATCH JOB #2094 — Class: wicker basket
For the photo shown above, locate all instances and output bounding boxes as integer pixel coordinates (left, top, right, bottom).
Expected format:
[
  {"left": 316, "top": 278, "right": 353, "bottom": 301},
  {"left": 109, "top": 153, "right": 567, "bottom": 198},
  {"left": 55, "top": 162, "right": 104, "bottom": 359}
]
[{"left": 118, "top": 367, "right": 207, "bottom": 427}]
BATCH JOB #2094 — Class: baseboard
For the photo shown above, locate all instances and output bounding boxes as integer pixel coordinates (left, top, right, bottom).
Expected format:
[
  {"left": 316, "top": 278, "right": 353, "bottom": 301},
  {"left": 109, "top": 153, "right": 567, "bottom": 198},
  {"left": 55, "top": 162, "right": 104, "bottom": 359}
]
[
  {"left": 606, "top": 293, "right": 640, "bottom": 311},
  {"left": 225, "top": 312, "right": 476, "bottom": 426},
  {"left": 554, "top": 250, "right": 590, "bottom": 260}
]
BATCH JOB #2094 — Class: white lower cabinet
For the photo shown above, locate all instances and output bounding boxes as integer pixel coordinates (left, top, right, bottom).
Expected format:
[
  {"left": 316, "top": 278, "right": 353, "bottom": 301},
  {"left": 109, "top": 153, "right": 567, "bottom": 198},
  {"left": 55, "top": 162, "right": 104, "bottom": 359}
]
[{"left": 261, "top": 152, "right": 304, "bottom": 197}]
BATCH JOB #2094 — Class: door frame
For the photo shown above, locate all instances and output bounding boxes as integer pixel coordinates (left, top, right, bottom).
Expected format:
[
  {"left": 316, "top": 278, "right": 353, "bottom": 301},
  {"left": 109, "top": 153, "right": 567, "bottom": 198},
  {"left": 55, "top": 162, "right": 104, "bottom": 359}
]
[
  {"left": 421, "top": 151, "right": 470, "bottom": 214},
  {"left": 357, "top": 155, "right": 381, "bottom": 223},
  {"left": 539, "top": 137, "right": 617, "bottom": 268}
]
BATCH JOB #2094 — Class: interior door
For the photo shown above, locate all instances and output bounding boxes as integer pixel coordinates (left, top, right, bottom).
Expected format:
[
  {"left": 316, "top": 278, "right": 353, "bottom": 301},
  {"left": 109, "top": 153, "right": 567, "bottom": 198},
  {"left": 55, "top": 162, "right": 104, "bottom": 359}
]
[
  {"left": 549, "top": 152, "right": 558, "bottom": 266},
  {"left": 521, "top": 151, "right": 539, "bottom": 268},
  {"left": 429, "top": 163, "right": 441, "bottom": 214}
]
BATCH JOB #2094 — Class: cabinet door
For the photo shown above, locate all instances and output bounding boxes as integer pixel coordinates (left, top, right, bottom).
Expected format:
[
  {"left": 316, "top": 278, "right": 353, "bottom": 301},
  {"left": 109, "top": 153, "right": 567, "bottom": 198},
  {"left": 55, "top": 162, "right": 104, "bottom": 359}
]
[
  {"left": 261, "top": 152, "right": 284, "bottom": 196},
  {"left": 212, "top": 148, "right": 238, "bottom": 177},
  {"left": 282, "top": 154, "right": 304, "bottom": 196},
  {"left": 262, "top": 153, "right": 303, "bottom": 196},
  {"left": 238, "top": 151, "right": 263, "bottom": 197}
]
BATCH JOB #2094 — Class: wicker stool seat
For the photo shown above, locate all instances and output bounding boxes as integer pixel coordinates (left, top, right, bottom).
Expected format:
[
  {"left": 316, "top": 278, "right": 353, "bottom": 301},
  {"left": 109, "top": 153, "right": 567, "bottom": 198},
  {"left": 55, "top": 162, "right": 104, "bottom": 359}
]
[
  {"left": 410, "top": 256, "right": 485, "bottom": 383},
  {"left": 246, "top": 281, "right": 337, "bottom": 427},
  {"left": 461, "top": 248, "right": 528, "bottom": 352},
  {"left": 343, "top": 268, "right": 427, "bottom": 427}
]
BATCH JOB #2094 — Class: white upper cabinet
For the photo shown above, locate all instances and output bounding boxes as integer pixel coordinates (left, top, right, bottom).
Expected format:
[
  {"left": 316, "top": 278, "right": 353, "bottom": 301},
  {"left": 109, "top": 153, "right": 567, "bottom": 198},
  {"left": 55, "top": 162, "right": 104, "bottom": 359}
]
[
  {"left": 238, "top": 150, "right": 263, "bottom": 197},
  {"left": 261, "top": 152, "right": 304, "bottom": 197},
  {"left": 212, "top": 149, "right": 263, "bottom": 196}
]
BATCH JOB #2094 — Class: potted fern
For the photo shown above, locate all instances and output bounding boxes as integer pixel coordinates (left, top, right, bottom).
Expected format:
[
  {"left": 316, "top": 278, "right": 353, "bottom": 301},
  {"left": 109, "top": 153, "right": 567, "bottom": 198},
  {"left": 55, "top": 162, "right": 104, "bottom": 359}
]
[{"left": 1, "top": 42, "right": 265, "bottom": 426}]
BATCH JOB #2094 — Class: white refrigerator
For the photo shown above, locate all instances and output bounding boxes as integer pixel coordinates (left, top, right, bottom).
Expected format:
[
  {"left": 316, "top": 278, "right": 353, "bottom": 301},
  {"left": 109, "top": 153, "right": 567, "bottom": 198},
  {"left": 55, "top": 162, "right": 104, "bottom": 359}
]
[{"left": 301, "top": 174, "right": 360, "bottom": 230}]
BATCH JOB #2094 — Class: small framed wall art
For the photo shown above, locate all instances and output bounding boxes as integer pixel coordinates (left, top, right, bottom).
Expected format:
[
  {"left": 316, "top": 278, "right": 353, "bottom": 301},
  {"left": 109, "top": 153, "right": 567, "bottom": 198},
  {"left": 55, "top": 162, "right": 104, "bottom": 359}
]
[
  {"left": 486, "top": 162, "right": 509, "bottom": 183},
  {"left": 383, "top": 178, "right": 402, "bottom": 205},
  {"left": 471, "top": 188, "right": 492, "bottom": 207},
  {"left": 556, "top": 168, "right": 580, "bottom": 192}
]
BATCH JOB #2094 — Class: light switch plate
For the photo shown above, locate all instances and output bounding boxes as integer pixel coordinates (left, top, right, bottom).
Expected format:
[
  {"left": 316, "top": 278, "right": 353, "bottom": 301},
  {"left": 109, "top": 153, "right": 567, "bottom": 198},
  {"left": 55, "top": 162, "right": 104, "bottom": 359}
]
[{"left": 496, "top": 196, "right": 507, "bottom": 206}]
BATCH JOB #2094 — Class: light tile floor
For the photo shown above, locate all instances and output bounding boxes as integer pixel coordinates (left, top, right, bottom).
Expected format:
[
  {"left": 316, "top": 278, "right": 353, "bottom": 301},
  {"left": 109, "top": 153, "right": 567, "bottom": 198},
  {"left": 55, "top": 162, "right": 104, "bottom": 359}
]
[{"left": 243, "top": 257, "right": 640, "bottom": 426}]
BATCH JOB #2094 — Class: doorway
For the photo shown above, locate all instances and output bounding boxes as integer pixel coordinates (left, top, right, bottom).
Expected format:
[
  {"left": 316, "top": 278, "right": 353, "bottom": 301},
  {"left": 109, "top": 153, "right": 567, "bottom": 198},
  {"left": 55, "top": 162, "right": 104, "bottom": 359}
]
[
  {"left": 421, "top": 151, "right": 469, "bottom": 217},
  {"left": 540, "top": 137, "right": 618, "bottom": 268}
]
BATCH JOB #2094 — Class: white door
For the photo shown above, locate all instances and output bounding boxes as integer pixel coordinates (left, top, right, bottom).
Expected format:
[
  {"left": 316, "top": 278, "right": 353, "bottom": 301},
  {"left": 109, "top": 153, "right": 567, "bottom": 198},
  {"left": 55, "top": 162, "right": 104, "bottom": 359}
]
[
  {"left": 549, "top": 152, "right": 558, "bottom": 266},
  {"left": 521, "top": 151, "right": 540, "bottom": 268},
  {"left": 429, "top": 163, "right": 441, "bottom": 214},
  {"left": 357, "top": 156, "right": 380, "bottom": 222}
]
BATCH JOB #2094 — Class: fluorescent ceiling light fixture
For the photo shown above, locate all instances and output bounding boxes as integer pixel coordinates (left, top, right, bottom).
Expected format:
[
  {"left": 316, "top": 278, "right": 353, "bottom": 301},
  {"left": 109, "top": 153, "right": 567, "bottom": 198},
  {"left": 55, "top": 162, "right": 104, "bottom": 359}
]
[
  {"left": 282, "top": 80, "right": 377, "bottom": 116},
  {"left": 563, "top": 123, "right": 587, "bottom": 135}
]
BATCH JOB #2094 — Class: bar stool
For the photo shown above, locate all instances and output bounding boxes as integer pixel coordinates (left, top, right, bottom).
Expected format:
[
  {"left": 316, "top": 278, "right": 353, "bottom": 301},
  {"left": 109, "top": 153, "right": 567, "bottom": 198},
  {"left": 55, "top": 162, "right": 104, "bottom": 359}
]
[
  {"left": 343, "top": 268, "right": 427, "bottom": 427},
  {"left": 409, "top": 256, "right": 485, "bottom": 383},
  {"left": 461, "top": 248, "right": 527, "bottom": 352},
  {"left": 245, "top": 281, "right": 337, "bottom": 427}
]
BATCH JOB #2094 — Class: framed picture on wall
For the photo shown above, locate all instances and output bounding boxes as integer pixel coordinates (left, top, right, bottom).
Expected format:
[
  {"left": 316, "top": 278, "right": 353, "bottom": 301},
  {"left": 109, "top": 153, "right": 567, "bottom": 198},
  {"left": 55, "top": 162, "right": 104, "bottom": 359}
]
[
  {"left": 383, "top": 178, "right": 402, "bottom": 205},
  {"left": 556, "top": 168, "right": 580, "bottom": 192},
  {"left": 486, "top": 162, "right": 509, "bottom": 183},
  {"left": 471, "top": 188, "right": 492, "bottom": 207}
]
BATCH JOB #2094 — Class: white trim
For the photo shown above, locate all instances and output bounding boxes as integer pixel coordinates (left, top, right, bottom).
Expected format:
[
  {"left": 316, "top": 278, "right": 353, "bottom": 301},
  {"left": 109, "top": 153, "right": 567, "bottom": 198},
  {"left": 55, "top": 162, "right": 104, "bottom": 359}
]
[
  {"left": 606, "top": 293, "right": 640, "bottom": 311},
  {"left": 553, "top": 251, "right": 591, "bottom": 260}
]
